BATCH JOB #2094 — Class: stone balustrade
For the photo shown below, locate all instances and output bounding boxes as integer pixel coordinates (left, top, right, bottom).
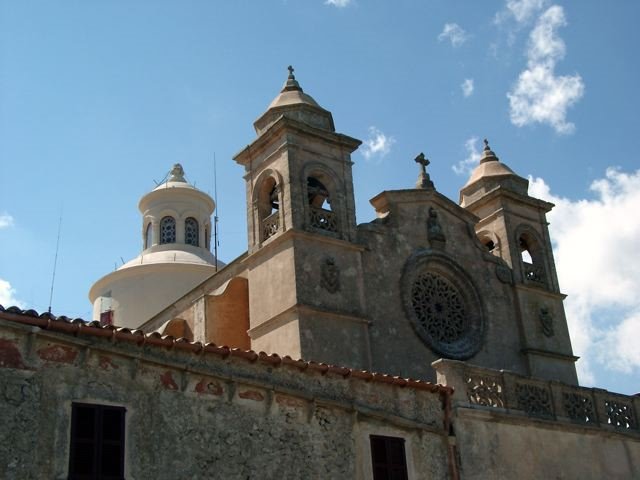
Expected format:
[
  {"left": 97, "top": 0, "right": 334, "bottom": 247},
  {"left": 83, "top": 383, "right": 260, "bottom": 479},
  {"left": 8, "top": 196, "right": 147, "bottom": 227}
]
[
  {"left": 262, "top": 212, "right": 280, "bottom": 240},
  {"left": 433, "top": 359, "right": 639, "bottom": 434},
  {"left": 522, "top": 261, "right": 546, "bottom": 286},
  {"left": 309, "top": 206, "right": 338, "bottom": 232}
]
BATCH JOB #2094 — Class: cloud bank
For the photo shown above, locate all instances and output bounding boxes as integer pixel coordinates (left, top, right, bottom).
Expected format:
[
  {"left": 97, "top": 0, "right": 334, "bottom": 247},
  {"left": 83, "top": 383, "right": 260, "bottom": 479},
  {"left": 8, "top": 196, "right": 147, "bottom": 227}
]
[
  {"left": 0, "top": 279, "right": 23, "bottom": 308},
  {"left": 461, "top": 79, "right": 474, "bottom": 98},
  {"left": 0, "top": 213, "right": 14, "bottom": 229},
  {"left": 325, "top": 0, "right": 352, "bottom": 7},
  {"left": 529, "top": 168, "right": 640, "bottom": 385},
  {"left": 453, "top": 137, "right": 481, "bottom": 175},
  {"left": 361, "top": 127, "right": 395, "bottom": 161},
  {"left": 438, "top": 23, "right": 468, "bottom": 47},
  {"left": 507, "top": 5, "right": 584, "bottom": 134}
]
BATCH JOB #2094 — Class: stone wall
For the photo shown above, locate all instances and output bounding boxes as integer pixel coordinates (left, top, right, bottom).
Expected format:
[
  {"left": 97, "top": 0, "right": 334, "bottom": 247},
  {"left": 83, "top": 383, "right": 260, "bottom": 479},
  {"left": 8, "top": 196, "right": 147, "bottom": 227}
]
[
  {"left": 0, "top": 312, "right": 449, "bottom": 480},
  {"left": 434, "top": 359, "right": 640, "bottom": 480}
]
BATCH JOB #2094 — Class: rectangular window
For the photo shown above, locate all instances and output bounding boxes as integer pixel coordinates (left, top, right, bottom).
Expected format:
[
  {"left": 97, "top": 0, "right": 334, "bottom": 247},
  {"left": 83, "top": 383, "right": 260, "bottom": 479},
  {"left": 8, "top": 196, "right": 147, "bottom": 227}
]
[
  {"left": 370, "top": 435, "right": 408, "bottom": 480},
  {"left": 69, "top": 403, "right": 126, "bottom": 480}
]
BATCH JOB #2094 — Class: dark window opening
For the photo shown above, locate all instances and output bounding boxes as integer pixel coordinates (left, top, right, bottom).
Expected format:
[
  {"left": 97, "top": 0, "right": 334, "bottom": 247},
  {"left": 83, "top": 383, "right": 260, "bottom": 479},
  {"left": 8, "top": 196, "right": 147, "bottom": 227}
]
[
  {"left": 185, "top": 217, "right": 199, "bottom": 246},
  {"left": 269, "top": 183, "right": 279, "bottom": 213},
  {"left": 69, "top": 403, "right": 125, "bottom": 480},
  {"left": 484, "top": 240, "right": 495, "bottom": 252},
  {"left": 258, "top": 177, "right": 281, "bottom": 241},
  {"left": 160, "top": 216, "right": 176, "bottom": 244},
  {"left": 370, "top": 435, "right": 408, "bottom": 480},
  {"left": 519, "top": 237, "right": 533, "bottom": 263},
  {"left": 307, "top": 177, "right": 331, "bottom": 210}
]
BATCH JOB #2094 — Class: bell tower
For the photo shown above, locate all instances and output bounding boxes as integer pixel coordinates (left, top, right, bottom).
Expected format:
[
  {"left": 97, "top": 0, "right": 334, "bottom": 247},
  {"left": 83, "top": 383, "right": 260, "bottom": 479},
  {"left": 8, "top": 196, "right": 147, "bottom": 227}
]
[
  {"left": 234, "top": 67, "right": 369, "bottom": 368},
  {"left": 460, "top": 141, "right": 578, "bottom": 384}
]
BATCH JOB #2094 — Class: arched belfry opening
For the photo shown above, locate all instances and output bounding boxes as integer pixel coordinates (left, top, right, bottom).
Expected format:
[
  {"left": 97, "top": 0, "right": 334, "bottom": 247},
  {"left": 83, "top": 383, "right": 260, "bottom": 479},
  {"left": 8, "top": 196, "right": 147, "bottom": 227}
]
[
  {"left": 517, "top": 229, "right": 547, "bottom": 288},
  {"left": 257, "top": 175, "right": 281, "bottom": 242},
  {"left": 306, "top": 172, "right": 339, "bottom": 234}
]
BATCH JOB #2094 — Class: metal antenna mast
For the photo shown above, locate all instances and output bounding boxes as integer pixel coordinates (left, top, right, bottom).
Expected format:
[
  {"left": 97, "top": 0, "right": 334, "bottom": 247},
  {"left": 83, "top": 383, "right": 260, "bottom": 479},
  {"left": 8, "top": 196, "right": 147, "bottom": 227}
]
[
  {"left": 48, "top": 209, "right": 63, "bottom": 313},
  {"left": 213, "top": 153, "right": 220, "bottom": 272}
]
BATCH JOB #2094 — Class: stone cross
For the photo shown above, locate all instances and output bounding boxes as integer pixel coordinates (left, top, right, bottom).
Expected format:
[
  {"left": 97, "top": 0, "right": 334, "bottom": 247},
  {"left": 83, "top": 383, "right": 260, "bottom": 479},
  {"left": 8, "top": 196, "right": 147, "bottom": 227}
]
[
  {"left": 415, "top": 152, "right": 430, "bottom": 175},
  {"left": 288, "top": 65, "right": 294, "bottom": 76},
  {"left": 414, "top": 153, "right": 435, "bottom": 190}
]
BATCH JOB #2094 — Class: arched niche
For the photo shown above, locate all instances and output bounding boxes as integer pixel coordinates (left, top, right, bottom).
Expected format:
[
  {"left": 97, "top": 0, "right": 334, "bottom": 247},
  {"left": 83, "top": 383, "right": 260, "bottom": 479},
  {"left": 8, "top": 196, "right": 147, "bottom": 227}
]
[
  {"left": 514, "top": 225, "right": 548, "bottom": 288},
  {"left": 252, "top": 169, "right": 284, "bottom": 243},
  {"left": 302, "top": 163, "right": 341, "bottom": 235}
]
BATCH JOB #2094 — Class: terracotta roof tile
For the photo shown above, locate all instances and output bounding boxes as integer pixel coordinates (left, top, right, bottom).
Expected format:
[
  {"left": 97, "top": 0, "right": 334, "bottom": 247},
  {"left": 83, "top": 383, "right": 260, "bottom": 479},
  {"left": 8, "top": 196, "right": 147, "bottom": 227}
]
[{"left": 0, "top": 304, "right": 451, "bottom": 395}]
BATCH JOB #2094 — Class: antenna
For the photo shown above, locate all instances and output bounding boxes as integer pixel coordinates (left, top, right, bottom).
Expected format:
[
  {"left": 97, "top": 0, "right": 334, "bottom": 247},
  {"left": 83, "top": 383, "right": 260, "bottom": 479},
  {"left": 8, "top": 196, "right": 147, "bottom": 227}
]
[
  {"left": 48, "top": 209, "right": 63, "bottom": 314},
  {"left": 213, "top": 153, "right": 220, "bottom": 272}
]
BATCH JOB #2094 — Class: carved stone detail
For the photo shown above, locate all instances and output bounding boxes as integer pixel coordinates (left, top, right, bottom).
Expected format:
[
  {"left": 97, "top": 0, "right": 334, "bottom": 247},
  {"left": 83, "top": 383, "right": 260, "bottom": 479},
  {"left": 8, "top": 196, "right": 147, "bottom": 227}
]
[
  {"left": 402, "top": 252, "right": 485, "bottom": 360},
  {"left": 309, "top": 206, "right": 338, "bottom": 233},
  {"left": 563, "top": 392, "right": 595, "bottom": 423},
  {"left": 539, "top": 306, "right": 554, "bottom": 337},
  {"left": 466, "top": 374, "right": 505, "bottom": 408},
  {"left": 262, "top": 212, "right": 280, "bottom": 241},
  {"left": 516, "top": 383, "right": 553, "bottom": 418},
  {"left": 605, "top": 400, "right": 636, "bottom": 429},
  {"left": 320, "top": 257, "right": 340, "bottom": 294},
  {"left": 427, "top": 207, "right": 446, "bottom": 245},
  {"left": 495, "top": 265, "right": 512, "bottom": 284},
  {"left": 409, "top": 272, "right": 481, "bottom": 359}
]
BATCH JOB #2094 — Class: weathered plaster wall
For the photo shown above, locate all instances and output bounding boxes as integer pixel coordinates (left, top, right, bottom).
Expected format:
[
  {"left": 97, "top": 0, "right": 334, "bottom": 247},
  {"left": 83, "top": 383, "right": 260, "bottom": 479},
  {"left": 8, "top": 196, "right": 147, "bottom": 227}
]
[
  {"left": 0, "top": 318, "right": 448, "bottom": 480},
  {"left": 454, "top": 409, "right": 640, "bottom": 480}
]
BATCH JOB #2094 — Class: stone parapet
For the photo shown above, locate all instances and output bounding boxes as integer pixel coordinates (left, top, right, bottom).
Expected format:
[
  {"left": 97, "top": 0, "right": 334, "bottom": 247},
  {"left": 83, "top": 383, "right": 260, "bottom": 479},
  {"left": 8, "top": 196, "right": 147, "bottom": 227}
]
[{"left": 433, "top": 358, "right": 639, "bottom": 436}]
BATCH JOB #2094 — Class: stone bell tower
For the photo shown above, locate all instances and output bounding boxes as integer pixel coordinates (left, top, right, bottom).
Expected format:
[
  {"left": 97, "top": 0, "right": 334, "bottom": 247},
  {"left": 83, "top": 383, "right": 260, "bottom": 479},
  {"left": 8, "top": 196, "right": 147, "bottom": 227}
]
[
  {"left": 233, "top": 67, "right": 369, "bottom": 368},
  {"left": 460, "top": 141, "right": 578, "bottom": 384}
]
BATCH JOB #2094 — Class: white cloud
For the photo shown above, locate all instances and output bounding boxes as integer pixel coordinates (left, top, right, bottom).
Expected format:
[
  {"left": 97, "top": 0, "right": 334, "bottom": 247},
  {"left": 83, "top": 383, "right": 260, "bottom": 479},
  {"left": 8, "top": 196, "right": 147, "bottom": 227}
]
[
  {"left": 529, "top": 168, "right": 640, "bottom": 385},
  {"left": 461, "top": 78, "right": 474, "bottom": 98},
  {"left": 0, "top": 213, "right": 14, "bottom": 229},
  {"left": 0, "top": 279, "right": 23, "bottom": 308},
  {"left": 438, "top": 23, "right": 468, "bottom": 47},
  {"left": 452, "top": 137, "right": 481, "bottom": 175},
  {"left": 325, "top": 0, "right": 351, "bottom": 7},
  {"left": 496, "top": 0, "right": 549, "bottom": 25},
  {"left": 507, "top": 6, "right": 585, "bottom": 134},
  {"left": 361, "top": 126, "right": 395, "bottom": 161}
]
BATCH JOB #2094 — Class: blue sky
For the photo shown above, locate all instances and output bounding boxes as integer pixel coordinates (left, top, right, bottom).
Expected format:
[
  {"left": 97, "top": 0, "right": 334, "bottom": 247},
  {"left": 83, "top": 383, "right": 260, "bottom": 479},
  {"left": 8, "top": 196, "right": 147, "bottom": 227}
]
[{"left": 1, "top": 0, "right": 639, "bottom": 394}]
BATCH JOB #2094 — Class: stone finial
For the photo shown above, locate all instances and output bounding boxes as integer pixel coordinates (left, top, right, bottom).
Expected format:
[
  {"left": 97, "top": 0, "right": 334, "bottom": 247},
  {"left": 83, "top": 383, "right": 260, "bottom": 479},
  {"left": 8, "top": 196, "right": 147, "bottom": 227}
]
[
  {"left": 480, "top": 138, "right": 499, "bottom": 164},
  {"left": 168, "top": 163, "right": 186, "bottom": 183},
  {"left": 415, "top": 153, "right": 435, "bottom": 190},
  {"left": 282, "top": 65, "right": 303, "bottom": 93}
]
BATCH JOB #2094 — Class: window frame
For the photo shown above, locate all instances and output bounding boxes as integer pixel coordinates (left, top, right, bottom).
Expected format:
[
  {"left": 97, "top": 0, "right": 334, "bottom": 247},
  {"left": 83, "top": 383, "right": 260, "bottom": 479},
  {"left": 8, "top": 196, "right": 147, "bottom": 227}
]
[
  {"left": 369, "top": 434, "right": 409, "bottom": 480},
  {"left": 68, "top": 402, "right": 126, "bottom": 480},
  {"left": 159, "top": 216, "right": 176, "bottom": 244}
]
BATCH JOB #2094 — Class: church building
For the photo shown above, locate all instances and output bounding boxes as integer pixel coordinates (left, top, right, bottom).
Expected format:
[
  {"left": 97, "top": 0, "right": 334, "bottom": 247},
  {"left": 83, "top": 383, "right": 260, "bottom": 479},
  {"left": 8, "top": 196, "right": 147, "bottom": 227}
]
[{"left": 0, "top": 67, "right": 638, "bottom": 479}]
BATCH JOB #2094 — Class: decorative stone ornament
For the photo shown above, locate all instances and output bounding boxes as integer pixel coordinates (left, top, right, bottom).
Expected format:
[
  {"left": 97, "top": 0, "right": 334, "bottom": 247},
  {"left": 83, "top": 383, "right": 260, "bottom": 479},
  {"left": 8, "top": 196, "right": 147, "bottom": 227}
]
[
  {"left": 427, "top": 207, "right": 446, "bottom": 246},
  {"left": 401, "top": 250, "right": 485, "bottom": 360},
  {"left": 539, "top": 306, "right": 554, "bottom": 337},
  {"left": 495, "top": 264, "right": 513, "bottom": 284},
  {"left": 414, "top": 153, "right": 435, "bottom": 190},
  {"left": 320, "top": 257, "right": 340, "bottom": 293}
]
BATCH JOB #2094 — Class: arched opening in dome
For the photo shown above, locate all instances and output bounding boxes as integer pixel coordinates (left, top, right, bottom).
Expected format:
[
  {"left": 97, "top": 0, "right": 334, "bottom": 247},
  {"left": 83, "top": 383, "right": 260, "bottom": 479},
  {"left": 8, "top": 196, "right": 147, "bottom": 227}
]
[
  {"left": 185, "top": 217, "right": 199, "bottom": 246},
  {"left": 160, "top": 216, "right": 176, "bottom": 244}
]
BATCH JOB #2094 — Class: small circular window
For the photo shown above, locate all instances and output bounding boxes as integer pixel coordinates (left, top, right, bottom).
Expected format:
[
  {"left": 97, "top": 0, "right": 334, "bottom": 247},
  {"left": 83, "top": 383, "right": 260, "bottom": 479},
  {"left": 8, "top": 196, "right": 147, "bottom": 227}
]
[{"left": 402, "top": 253, "right": 484, "bottom": 360}]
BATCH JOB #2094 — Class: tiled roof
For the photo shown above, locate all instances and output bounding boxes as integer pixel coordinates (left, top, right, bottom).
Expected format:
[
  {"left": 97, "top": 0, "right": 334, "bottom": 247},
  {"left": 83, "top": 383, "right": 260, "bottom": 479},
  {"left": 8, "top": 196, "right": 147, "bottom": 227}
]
[{"left": 0, "top": 305, "right": 451, "bottom": 395}]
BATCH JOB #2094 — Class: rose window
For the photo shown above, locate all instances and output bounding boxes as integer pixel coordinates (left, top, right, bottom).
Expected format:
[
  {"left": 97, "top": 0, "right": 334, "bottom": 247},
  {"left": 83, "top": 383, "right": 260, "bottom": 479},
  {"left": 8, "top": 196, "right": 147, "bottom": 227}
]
[
  {"left": 411, "top": 272, "right": 467, "bottom": 344},
  {"left": 402, "top": 256, "right": 484, "bottom": 360}
]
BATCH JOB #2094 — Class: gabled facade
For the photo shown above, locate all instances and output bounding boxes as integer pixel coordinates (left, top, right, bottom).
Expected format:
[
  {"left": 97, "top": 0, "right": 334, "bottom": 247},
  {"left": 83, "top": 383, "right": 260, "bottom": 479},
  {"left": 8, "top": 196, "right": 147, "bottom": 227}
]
[{"left": 139, "top": 68, "right": 578, "bottom": 386}]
